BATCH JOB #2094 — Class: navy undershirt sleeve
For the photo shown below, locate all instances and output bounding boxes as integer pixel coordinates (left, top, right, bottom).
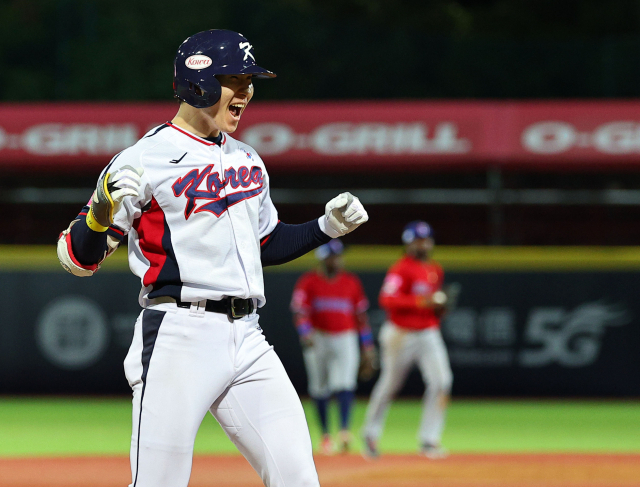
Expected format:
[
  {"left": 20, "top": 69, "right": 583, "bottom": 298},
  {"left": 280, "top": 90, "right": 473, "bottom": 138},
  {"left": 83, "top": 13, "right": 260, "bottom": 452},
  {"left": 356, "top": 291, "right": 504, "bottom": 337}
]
[
  {"left": 69, "top": 206, "right": 123, "bottom": 266},
  {"left": 261, "top": 220, "right": 332, "bottom": 267},
  {"left": 71, "top": 210, "right": 328, "bottom": 268}
]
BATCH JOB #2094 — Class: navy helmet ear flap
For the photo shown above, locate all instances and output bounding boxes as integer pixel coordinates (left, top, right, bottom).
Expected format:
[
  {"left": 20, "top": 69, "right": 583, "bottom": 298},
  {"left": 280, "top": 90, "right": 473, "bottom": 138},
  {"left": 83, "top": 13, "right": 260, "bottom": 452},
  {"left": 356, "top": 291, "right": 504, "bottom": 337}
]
[{"left": 173, "top": 71, "right": 221, "bottom": 108}]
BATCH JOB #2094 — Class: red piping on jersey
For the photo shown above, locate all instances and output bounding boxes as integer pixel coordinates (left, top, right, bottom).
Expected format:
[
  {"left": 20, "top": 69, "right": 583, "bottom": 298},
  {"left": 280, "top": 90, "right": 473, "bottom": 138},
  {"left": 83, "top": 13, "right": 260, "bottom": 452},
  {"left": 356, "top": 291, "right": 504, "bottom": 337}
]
[
  {"left": 167, "top": 122, "right": 226, "bottom": 146},
  {"left": 133, "top": 197, "right": 168, "bottom": 287},
  {"left": 260, "top": 220, "right": 281, "bottom": 247},
  {"left": 64, "top": 231, "right": 99, "bottom": 272}
]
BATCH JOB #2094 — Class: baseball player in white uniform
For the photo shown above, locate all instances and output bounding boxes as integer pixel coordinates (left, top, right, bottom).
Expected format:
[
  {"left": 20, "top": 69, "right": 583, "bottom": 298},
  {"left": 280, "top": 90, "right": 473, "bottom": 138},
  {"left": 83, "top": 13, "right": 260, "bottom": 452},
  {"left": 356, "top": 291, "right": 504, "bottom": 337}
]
[
  {"left": 56, "top": 29, "right": 368, "bottom": 487},
  {"left": 290, "top": 239, "right": 377, "bottom": 455},
  {"left": 361, "top": 221, "right": 453, "bottom": 460}
]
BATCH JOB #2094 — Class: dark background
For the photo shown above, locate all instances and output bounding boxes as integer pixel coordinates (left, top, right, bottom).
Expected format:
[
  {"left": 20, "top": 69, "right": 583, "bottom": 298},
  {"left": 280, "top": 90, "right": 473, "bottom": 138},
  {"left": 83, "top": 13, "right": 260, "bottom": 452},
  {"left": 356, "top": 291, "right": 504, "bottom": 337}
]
[{"left": 4, "top": 0, "right": 640, "bottom": 101}]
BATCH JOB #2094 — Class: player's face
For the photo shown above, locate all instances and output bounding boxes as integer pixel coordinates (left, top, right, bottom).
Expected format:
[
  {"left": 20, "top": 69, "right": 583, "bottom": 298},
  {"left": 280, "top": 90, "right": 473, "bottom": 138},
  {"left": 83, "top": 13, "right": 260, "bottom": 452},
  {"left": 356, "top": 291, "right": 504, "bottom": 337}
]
[
  {"left": 407, "top": 237, "right": 434, "bottom": 261},
  {"left": 323, "top": 254, "right": 343, "bottom": 275},
  {"left": 207, "top": 74, "right": 254, "bottom": 134}
]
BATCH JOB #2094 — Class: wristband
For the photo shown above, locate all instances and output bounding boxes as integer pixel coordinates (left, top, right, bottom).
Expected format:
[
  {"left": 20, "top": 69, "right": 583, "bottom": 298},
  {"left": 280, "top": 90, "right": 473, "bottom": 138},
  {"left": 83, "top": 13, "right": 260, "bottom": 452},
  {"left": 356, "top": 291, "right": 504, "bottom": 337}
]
[{"left": 86, "top": 205, "right": 109, "bottom": 232}]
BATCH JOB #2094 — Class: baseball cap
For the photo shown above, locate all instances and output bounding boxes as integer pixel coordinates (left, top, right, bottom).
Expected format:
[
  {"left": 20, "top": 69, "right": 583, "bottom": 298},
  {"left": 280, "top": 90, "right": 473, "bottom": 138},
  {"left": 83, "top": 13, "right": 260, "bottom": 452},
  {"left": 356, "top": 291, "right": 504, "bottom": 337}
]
[
  {"left": 315, "top": 239, "right": 344, "bottom": 260},
  {"left": 401, "top": 221, "right": 433, "bottom": 244}
]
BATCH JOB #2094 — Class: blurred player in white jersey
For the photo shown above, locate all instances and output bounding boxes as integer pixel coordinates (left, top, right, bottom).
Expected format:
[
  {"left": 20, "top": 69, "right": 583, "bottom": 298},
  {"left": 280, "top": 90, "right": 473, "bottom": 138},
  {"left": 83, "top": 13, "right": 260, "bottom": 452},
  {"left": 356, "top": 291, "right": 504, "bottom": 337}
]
[{"left": 291, "top": 239, "right": 377, "bottom": 454}]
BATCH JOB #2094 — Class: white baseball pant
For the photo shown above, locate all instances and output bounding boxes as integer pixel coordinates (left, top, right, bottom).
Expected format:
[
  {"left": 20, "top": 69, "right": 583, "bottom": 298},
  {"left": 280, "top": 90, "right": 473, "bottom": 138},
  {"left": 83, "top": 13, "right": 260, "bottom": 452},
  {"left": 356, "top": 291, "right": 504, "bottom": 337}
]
[
  {"left": 302, "top": 330, "right": 360, "bottom": 398},
  {"left": 362, "top": 321, "right": 453, "bottom": 446},
  {"left": 123, "top": 302, "right": 319, "bottom": 487}
]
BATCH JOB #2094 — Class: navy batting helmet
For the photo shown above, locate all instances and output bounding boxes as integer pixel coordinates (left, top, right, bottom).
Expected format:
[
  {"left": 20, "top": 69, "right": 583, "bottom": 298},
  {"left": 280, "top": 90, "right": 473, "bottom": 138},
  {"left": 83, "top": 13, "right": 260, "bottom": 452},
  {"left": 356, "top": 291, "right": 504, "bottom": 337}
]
[
  {"left": 402, "top": 221, "right": 433, "bottom": 244},
  {"left": 173, "top": 30, "right": 276, "bottom": 108}
]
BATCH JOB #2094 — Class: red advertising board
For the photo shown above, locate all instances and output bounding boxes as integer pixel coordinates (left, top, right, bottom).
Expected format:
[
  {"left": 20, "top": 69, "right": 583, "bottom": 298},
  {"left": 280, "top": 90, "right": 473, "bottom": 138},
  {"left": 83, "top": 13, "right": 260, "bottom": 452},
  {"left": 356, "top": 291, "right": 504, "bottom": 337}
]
[{"left": 1, "top": 101, "right": 640, "bottom": 171}]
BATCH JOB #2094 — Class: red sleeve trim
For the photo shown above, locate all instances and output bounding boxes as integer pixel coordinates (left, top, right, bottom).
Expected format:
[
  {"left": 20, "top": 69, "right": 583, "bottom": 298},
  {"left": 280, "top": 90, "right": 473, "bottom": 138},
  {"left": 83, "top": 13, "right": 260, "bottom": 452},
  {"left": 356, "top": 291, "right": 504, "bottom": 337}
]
[
  {"left": 108, "top": 225, "right": 125, "bottom": 236},
  {"left": 260, "top": 234, "right": 272, "bottom": 247},
  {"left": 64, "top": 231, "right": 99, "bottom": 272},
  {"left": 260, "top": 220, "right": 282, "bottom": 247}
]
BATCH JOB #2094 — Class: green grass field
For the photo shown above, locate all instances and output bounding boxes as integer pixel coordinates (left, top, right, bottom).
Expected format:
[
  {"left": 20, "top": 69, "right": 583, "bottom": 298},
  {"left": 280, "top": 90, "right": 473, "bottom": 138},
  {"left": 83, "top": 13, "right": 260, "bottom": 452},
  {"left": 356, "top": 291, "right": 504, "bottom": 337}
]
[{"left": 1, "top": 397, "right": 639, "bottom": 457}]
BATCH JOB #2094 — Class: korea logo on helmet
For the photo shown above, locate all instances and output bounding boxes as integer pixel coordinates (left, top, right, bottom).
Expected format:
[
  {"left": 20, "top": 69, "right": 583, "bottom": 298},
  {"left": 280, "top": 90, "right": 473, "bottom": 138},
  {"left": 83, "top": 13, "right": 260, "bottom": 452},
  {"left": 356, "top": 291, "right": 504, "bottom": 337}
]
[{"left": 185, "top": 55, "right": 213, "bottom": 70}]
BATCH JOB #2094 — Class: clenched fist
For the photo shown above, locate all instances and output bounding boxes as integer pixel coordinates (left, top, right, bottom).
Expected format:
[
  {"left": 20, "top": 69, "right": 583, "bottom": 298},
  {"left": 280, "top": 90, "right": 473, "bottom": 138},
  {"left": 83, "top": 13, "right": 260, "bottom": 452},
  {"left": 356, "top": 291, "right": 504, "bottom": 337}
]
[{"left": 319, "top": 192, "right": 369, "bottom": 238}]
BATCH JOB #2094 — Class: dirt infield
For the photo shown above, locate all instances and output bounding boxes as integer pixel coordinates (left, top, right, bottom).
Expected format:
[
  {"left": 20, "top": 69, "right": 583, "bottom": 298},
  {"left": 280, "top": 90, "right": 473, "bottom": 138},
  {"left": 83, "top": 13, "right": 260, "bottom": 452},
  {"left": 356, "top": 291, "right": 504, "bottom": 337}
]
[{"left": 1, "top": 453, "right": 639, "bottom": 487}]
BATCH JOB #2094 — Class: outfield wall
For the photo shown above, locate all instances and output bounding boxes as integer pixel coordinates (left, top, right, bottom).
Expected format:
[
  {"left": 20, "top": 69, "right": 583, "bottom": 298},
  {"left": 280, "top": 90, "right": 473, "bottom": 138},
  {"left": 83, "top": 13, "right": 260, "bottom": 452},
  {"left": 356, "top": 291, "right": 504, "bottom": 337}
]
[{"left": 1, "top": 246, "right": 639, "bottom": 396}]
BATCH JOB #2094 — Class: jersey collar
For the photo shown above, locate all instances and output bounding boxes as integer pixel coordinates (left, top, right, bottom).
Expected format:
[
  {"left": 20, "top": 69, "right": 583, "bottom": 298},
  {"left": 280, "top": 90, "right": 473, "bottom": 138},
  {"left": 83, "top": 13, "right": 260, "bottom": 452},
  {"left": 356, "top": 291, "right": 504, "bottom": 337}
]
[{"left": 166, "top": 122, "right": 226, "bottom": 147}]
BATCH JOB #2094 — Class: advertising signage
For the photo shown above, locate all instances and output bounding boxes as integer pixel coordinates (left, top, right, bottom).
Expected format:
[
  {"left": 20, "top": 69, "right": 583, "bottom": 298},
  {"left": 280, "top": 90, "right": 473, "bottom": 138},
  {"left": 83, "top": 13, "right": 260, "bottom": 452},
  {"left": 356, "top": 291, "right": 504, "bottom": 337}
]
[{"left": 2, "top": 101, "right": 640, "bottom": 170}]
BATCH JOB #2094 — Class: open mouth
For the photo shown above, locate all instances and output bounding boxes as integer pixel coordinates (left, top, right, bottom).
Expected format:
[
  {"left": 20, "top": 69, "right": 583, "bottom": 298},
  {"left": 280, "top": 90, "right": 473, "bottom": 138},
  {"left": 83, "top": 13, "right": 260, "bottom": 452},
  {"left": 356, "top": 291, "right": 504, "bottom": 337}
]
[{"left": 229, "top": 103, "right": 246, "bottom": 119}]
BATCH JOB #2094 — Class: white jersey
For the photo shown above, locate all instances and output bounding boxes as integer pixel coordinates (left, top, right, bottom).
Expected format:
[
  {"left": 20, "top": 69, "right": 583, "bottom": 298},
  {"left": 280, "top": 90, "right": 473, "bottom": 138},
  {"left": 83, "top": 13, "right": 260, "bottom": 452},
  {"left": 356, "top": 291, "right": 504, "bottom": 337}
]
[{"left": 107, "top": 122, "right": 279, "bottom": 307}]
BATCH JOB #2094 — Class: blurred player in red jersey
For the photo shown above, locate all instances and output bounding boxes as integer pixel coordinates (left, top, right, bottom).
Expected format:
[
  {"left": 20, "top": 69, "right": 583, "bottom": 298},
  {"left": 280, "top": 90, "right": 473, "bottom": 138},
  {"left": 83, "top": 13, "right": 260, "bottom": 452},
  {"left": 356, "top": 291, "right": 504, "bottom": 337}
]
[
  {"left": 291, "top": 239, "right": 376, "bottom": 454},
  {"left": 361, "top": 221, "right": 454, "bottom": 459}
]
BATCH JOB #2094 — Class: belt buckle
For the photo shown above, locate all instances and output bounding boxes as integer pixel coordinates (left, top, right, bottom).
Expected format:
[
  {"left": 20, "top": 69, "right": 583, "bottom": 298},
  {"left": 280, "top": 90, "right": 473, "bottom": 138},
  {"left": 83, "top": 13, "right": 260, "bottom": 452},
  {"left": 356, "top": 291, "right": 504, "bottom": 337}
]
[{"left": 228, "top": 297, "right": 247, "bottom": 320}]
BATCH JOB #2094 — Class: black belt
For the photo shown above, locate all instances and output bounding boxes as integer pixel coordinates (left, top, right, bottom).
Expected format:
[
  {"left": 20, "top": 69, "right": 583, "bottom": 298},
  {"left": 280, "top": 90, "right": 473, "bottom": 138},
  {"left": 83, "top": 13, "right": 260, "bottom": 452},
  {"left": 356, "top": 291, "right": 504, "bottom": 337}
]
[{"left": 176, "top": 297, "right": 255, "bottom": 320}]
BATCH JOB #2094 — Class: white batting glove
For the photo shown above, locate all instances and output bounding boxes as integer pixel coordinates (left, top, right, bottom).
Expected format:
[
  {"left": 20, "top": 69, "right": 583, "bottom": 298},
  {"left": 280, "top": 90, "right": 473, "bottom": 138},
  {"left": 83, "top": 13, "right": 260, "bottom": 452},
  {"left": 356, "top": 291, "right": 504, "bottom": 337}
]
[
  {"left": 109, "top": 166, "right": 144, "bottom": 203},
  {"left": 87, "top": 165, "right": 144, "bottom": 232},
  {"left": 318, "top": 192, "right": 369, "bottom": 238}
]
